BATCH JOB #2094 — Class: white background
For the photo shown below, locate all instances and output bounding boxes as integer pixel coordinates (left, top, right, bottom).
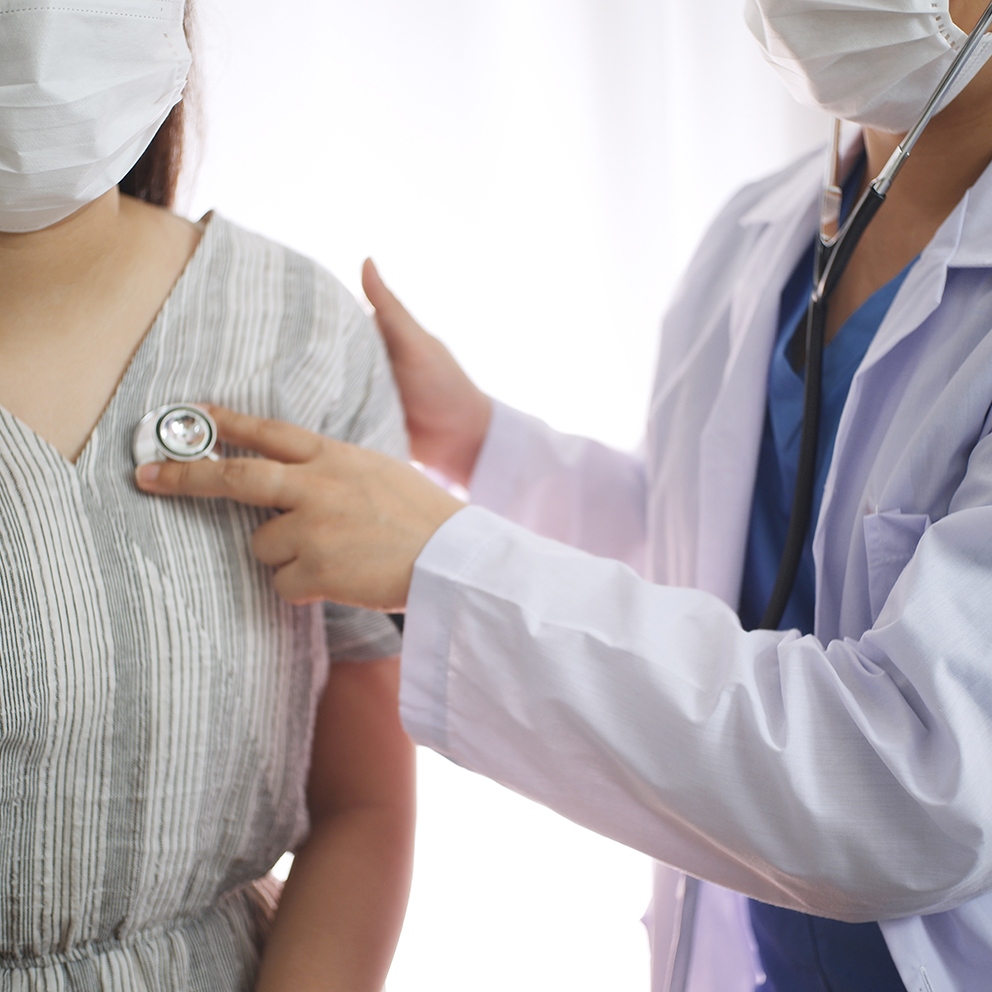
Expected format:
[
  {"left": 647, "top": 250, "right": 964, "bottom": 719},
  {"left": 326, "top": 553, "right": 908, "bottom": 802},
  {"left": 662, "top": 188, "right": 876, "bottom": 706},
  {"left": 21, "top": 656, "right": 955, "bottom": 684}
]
[{"left": 183, "top": 2, "right": 824, "bottom": 988}]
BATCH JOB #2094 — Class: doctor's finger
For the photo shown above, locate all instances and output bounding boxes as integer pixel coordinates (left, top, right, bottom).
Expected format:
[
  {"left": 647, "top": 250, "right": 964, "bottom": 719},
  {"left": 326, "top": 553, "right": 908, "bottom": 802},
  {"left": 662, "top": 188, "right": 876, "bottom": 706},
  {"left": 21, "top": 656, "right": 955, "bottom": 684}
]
[
  {"left": 135, "top": 455, "right": 300, "bottom": 509},
  {"left": 203, "top": 406, "right": 325, "bottom": 465}
]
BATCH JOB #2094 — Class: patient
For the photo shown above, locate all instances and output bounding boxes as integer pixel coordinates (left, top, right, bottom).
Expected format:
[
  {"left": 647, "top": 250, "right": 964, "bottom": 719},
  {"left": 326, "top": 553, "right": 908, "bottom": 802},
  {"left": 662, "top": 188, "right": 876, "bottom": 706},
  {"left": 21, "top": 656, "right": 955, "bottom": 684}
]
[{"left": 0, "top": 2, "right": 413, "bottom": 990}]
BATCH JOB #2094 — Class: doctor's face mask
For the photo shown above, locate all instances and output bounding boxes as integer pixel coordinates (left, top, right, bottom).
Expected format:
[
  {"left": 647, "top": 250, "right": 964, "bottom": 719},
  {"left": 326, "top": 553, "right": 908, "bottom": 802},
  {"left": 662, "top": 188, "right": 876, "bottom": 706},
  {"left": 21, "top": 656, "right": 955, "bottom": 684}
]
[
  {"left": 0, "top": 0, "right": 191, "bottom": 233},
  {"left": 745, "top": 0, "right": 992, "bottom": 133}
]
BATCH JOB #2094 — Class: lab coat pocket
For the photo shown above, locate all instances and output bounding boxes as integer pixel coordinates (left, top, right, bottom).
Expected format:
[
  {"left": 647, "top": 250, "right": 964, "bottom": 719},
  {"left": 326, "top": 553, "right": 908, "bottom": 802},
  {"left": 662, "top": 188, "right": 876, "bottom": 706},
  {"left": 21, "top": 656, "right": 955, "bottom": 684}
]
[{"left": 863, "top": 510, "right": 931, "bottom": 623}]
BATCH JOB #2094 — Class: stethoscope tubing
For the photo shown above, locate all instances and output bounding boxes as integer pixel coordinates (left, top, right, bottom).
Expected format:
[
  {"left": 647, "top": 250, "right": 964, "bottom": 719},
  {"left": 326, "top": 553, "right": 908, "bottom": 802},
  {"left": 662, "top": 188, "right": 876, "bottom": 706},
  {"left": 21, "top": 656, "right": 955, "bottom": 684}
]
[{"left": 757, "top": 1, "right": 992, "bottom": 630}]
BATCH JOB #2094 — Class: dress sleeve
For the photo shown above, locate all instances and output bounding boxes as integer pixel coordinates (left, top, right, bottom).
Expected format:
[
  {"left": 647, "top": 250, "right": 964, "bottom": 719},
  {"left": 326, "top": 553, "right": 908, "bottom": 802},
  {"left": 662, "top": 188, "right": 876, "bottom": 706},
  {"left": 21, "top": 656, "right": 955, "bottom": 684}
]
[
  {"left": 400, "top": 430, "right": 992, "bottom": 923},
  {"left": 315, "top": 288, "right": 407, "bottom": 662},
  {"left": 470, "top": 400, "right": 648, "bottom": 572}
]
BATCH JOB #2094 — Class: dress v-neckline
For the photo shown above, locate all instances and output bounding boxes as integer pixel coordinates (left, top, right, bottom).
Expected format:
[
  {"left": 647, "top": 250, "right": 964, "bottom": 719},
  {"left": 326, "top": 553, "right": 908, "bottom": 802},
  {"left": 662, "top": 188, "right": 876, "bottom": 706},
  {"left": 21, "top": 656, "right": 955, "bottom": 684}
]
[{"left": 0, "top": 214, "right": 213, "bottom": 472}]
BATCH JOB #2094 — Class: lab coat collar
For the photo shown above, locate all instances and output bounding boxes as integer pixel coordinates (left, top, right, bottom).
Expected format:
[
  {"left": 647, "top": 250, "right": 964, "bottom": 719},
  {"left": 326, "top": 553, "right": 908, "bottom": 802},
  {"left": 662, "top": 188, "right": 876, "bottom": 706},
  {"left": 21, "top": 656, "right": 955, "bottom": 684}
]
[
  {"left": 695, "top": 133, "right": 992, "bottom": 610},
  {"left": 739, "top": 127, "right": 873, "bottom": 227},
  {"left": 695, "top": 158, "right": 824, "bottom": 606},
  {"left": 741, "top": 126, "right": 992, "bottom": 269},
  {"left": 734, "top": 130, "right": 992, "bottom": 382},
  {"left": 813, "top": 140, "right": 992, "bottom": 638},
  {"left": 738, "top": 145, "right": 825, "bottom": 231},
  {"left": 945, "top": 159, "right": 992, "bottom": 268}
]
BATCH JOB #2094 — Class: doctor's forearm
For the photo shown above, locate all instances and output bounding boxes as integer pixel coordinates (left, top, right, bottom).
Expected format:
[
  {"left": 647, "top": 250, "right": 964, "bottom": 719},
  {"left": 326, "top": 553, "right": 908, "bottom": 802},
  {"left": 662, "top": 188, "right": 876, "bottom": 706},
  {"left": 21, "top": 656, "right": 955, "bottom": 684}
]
[
  {"left": 402, "top": 506, "right": 992, "bottom": 922},
  {"left": 471, "top": 400, "right": 649, "bottom": 569}
]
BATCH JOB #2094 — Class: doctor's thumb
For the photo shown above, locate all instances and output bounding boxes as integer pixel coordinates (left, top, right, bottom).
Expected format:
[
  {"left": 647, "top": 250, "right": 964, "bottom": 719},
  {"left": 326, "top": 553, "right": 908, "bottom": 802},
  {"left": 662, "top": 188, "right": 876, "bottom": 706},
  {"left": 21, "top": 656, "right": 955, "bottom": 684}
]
[{"left": 362, "top": 258, "right": 428, "bottom": 363}]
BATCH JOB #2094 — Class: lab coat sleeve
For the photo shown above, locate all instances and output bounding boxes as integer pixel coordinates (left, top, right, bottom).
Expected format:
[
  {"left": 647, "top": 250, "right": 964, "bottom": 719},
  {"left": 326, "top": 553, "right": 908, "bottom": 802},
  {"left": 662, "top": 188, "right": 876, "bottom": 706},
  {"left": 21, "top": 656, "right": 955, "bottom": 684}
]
[
  {"left": 469, "top": 399, "right": 648, "bottom": 571},
  {"left": 400, "top": 486, "right": 992, "bottom": 924}
]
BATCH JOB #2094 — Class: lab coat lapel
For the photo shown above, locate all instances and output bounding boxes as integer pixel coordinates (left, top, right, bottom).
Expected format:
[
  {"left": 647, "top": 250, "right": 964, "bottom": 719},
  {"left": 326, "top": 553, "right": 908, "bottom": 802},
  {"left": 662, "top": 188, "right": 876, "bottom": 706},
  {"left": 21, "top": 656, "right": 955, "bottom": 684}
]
[
  {"left": 694, "top": 160, "right": 821, "bottom": 606},
  {"left": 830, "top": 152, "right": 992, "bottom": 403},
  {"left": 814, "top": 167, "right": 992, "bottom": 636}
]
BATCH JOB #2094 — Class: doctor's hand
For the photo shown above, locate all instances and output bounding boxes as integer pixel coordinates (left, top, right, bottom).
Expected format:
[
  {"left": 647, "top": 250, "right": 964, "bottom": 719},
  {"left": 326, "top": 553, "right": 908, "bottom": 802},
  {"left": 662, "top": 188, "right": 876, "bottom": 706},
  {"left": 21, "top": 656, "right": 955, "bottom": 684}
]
[
  {"left": 134, "top": 405, "right": 465, "bottom": 611},
  {"left": 362, "top": 259, "right": 492, "bottom": 487}
]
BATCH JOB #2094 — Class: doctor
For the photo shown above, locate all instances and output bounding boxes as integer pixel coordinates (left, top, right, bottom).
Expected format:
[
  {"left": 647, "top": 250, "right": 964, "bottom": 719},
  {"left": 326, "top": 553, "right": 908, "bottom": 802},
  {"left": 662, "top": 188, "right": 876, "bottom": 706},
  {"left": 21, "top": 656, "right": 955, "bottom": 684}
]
[{"left": 137, "top": 0, "right": 992, "bottom": 989}]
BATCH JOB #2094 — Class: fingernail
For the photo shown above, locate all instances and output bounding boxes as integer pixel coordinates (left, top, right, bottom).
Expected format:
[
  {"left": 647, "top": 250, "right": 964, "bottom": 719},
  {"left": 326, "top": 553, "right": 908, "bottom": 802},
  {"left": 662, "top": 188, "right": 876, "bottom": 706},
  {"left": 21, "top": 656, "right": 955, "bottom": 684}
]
[{"left": 136, "top": 462, "right": 161, "bottom": 485}]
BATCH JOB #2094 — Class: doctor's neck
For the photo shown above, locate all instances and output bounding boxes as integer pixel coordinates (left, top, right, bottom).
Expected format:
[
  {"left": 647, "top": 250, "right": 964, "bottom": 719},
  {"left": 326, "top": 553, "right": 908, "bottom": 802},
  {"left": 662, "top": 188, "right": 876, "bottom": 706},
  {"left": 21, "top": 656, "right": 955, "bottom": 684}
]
[
  {"left": 862, "top": 0, "right": 992, "bottom": 220},
  {"left": 822, "top": 50, "right": 992, "bottom": 342},
  {"left": 861, "top": 57, "right": 992, "bottom": 230}
]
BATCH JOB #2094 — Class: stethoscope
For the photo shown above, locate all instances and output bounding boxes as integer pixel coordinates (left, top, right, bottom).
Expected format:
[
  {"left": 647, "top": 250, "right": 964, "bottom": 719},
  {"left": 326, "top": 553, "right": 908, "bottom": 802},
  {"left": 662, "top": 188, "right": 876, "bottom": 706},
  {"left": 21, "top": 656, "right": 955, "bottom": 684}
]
[
  {"left": 133, "top": 403, "right": 219, "bottom": 466},
  {"left": 758, "top": 0, "right": 992, "bottom": 630}
]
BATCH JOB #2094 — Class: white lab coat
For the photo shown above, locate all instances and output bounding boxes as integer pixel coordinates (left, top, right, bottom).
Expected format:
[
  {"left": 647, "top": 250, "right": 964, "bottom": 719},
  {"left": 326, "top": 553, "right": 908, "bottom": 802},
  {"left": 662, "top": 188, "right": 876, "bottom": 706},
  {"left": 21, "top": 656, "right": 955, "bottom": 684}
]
[{"left": 400, "top": 140, "right": 992, "bottom": 992}]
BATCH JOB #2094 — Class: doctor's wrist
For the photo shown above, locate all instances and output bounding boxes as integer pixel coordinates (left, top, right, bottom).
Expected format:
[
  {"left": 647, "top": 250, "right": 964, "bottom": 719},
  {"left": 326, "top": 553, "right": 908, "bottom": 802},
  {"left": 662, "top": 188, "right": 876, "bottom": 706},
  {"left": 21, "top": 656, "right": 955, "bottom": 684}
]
[{"left": 412, "top": 389, "right": 492, "bottom": 489}]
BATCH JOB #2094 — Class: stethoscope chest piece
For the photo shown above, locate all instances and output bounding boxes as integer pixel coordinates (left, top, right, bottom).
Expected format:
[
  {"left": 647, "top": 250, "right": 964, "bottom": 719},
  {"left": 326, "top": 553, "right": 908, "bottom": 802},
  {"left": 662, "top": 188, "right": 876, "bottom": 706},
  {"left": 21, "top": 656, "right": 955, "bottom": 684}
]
[{"left": 133, "top": 404, "right": 219, "bottom": 466}]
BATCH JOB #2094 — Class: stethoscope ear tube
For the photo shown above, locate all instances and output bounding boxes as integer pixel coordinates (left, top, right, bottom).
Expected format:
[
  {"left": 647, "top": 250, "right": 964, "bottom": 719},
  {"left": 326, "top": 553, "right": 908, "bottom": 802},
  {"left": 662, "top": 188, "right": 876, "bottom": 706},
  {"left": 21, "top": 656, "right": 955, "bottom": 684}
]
[
  {"left": 758, "top": 297, "right": 827, "bottom": 631},
  {"left": 758, "top": 187, "right": 886, "bottom": 631}
]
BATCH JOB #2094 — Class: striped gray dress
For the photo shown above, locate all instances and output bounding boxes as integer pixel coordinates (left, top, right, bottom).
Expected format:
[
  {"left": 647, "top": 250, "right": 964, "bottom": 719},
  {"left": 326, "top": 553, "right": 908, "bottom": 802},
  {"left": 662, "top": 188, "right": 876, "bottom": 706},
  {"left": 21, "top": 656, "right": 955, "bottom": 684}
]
[{"left": 0, "top": 215, "right": 404, "bottom": 990}]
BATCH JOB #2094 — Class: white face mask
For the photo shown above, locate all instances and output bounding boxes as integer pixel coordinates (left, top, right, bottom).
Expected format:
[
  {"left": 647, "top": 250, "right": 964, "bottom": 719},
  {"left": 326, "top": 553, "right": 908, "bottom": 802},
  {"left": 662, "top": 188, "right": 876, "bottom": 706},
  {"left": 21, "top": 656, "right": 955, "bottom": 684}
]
[
  {"left": 0, "top": 0, "right": 191, "bottom": 233},
  {"left": 745, "top": 0, "right": 992, "bottom": 134}
]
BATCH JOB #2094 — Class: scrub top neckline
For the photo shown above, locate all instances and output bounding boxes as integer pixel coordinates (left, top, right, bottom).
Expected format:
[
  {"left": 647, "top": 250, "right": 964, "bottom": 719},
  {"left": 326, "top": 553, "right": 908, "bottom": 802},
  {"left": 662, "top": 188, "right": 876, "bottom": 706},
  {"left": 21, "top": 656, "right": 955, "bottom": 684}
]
[{"left": 777, "top": 251, "right": 919, "bottom": 387}]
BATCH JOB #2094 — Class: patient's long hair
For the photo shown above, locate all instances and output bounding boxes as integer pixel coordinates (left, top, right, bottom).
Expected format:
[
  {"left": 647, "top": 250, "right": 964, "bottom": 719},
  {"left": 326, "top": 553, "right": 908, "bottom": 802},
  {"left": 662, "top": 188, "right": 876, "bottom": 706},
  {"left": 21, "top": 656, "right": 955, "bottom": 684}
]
[{"left": 119, "top": 1, "right": 196, "bottom": 208}]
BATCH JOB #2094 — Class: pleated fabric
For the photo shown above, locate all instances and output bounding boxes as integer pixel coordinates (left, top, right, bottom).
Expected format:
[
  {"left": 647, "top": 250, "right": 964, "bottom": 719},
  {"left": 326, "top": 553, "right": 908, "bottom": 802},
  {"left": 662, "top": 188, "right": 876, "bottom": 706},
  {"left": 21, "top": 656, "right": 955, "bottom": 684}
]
[{"left": 0, "top": 215, "right": 404, "bottom": 990}]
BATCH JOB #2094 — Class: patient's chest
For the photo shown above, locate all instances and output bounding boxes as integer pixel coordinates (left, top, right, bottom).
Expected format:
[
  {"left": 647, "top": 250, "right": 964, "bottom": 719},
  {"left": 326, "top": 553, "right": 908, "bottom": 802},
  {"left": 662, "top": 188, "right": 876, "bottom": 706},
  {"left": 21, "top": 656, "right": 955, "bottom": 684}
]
[{"left": 0, "top": 412, "right": 325, "bottom": 957}]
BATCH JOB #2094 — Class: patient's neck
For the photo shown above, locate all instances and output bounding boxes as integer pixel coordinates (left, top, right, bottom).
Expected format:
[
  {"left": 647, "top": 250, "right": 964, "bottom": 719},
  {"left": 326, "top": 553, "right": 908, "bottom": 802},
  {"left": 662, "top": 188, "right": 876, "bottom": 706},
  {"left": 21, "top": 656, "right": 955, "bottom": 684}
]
[
  {"left": 0, "top": 190, "right": 129, "bottom": 338},
  {"left": 0, "top": 188, "right": 200, "bottom": 461}
]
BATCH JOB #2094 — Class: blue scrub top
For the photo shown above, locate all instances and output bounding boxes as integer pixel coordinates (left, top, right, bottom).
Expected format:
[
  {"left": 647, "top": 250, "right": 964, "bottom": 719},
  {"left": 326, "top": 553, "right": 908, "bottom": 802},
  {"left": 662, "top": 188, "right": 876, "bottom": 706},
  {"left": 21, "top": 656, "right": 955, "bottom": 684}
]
[
  {"left": 737, "top": 234, "right": 914, "bottom": 633},
  {"left": 738, "top": 161, "right": 914, "bottom": 992}
]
